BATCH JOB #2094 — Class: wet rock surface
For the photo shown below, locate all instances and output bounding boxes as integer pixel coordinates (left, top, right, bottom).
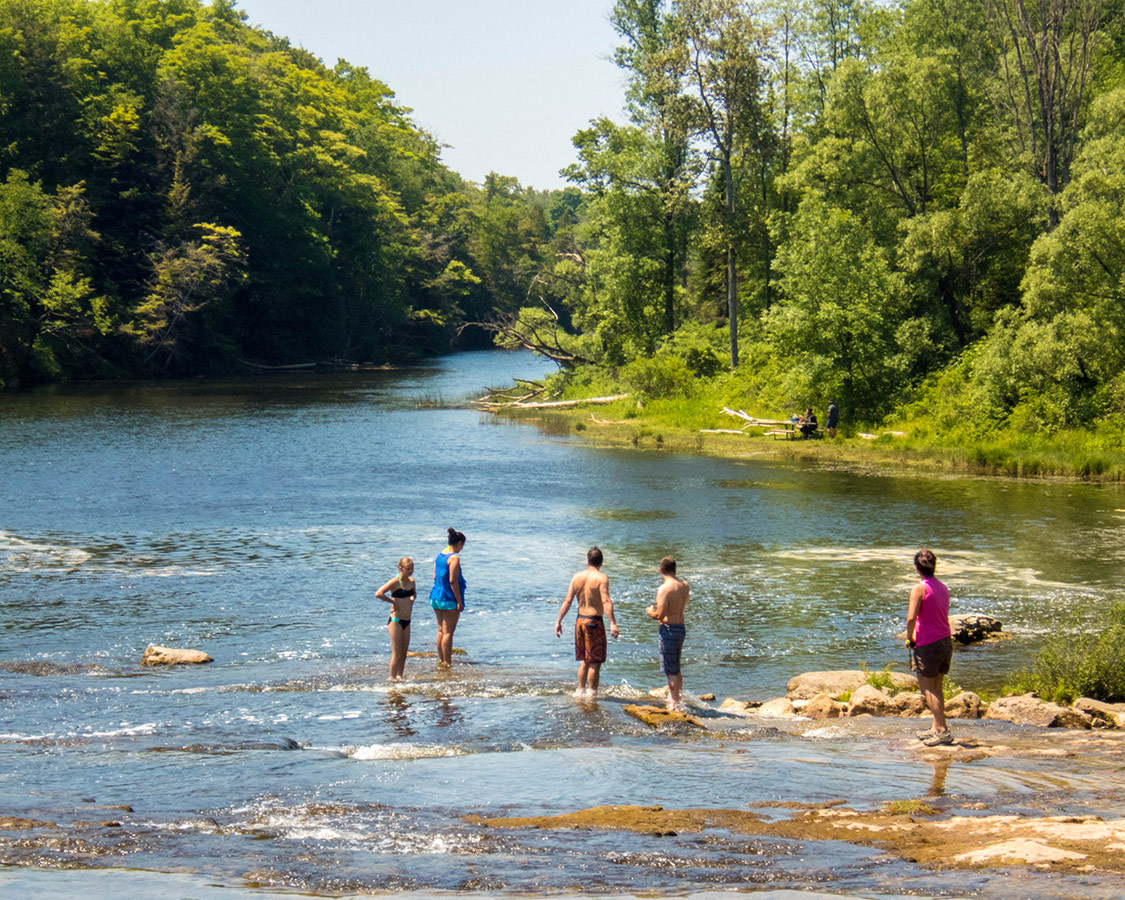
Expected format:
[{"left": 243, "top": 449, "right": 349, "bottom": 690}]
[{"left": 140, "top": 645, "right": 213, "bottom": 666}]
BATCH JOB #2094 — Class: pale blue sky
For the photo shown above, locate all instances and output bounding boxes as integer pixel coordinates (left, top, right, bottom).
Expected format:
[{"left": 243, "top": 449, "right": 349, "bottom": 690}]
[{"left": 236, "top": 0, "right": 627, "bottom": 190}]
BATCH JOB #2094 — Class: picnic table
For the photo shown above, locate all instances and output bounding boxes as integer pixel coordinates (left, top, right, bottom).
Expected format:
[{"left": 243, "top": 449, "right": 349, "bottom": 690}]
[{"left": 709, "top": 408, "right": 820, "bottom": 439}]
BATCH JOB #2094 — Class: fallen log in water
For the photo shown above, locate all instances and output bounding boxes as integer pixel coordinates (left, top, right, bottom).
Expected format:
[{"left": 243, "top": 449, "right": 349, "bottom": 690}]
[{"left": 475, "top": 393, "right": 629, "bottom": 410}]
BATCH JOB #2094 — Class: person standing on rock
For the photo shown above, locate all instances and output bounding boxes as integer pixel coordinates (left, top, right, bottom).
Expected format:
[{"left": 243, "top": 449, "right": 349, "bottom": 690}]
[
  {"left": 429, "top": 527, "right": 466, "bottom": 668},
  {"left": 646, "top": 557, "right": 690, "bottom": 711},
  {"left": 906, "top": 549, "right": 954, "bottom": 746},
  {"left": 555, "top": 546, "right": 618, "bottom": 697}
]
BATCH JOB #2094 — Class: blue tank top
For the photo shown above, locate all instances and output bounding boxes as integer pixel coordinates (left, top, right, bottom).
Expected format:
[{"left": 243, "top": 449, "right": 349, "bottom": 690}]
[{"left": 430, "top": 550, "right": 466, "bottom": 610}]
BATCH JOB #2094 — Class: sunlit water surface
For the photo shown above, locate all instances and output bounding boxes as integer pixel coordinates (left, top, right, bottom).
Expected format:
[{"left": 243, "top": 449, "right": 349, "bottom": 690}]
[{"left": 1, "top": 351, "right": 1124, "bottom": 899}]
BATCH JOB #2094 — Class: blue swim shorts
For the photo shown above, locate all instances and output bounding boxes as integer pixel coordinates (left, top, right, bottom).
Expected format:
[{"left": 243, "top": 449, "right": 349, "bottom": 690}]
[{"left": 658, "top": 623, "right": 686, "bottom": 676}]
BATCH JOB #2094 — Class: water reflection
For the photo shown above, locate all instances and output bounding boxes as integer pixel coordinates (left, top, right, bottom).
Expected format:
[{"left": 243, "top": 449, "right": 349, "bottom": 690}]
[{"left": 383, "top": 692, "right": 416, "bottom": 738}]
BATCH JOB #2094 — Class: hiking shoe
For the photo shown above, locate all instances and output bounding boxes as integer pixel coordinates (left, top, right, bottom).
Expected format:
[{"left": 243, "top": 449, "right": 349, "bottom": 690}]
[
  {"left": 915, "top": 727, "right": 937, "bottom": 740},
  {"left": 922, "top": 729, "right": 954, "bottom": 747}
]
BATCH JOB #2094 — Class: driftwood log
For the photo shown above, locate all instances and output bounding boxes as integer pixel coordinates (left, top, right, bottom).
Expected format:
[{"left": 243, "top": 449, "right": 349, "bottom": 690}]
[{"left": 474, "top": 393, "right": 629, "bottom": 411}]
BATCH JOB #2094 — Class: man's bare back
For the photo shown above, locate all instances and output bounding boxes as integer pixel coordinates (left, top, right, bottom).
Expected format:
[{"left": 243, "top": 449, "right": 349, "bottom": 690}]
[
  {"left": 649, "top": 575, "right": 689, "bottom": 624},
  {"left": 570, "top": 567, "right": 610, "bottom": 617}
]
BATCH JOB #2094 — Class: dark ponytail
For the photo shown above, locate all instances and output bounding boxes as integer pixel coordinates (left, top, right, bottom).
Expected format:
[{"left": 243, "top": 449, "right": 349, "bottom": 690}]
[{"left": 447, "top": 527, "right": 466, "bottom": 548}]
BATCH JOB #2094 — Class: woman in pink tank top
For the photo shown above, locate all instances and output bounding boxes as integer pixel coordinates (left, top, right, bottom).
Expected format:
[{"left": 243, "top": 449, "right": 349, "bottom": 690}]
[{"left": 905, "top": 549, "right": 955, "bottom": 746}]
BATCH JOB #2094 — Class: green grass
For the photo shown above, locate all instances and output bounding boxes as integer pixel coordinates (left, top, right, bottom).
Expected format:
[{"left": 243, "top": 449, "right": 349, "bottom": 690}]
[{"left": 1004, "top": 603, "right": 1125, "bottom": 704}]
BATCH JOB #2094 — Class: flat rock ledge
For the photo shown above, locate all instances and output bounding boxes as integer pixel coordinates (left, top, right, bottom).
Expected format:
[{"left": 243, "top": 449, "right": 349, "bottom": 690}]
[
  {"left": 718, "top": 670, "right": 1117, "bottom": 729},
  {"left": 463, "top": 804, "right": 1125, "bottom": 875},
  {"left": 140, "top": 645, "right": 213, "bottom": 666},
  {"left": 624, "top": 704, "right": 704, "bottom": 729}
]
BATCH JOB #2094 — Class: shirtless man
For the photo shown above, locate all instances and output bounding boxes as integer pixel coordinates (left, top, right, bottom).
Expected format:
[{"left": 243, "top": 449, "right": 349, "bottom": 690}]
[
  {"left": 555, "top": 547, "right": 619, "bottom": 697},
  {"left": 645, "top": 557, "right": 690, "bottom": 710}
]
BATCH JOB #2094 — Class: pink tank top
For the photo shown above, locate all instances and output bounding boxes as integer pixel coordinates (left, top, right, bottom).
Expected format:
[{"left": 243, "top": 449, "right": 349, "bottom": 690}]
[{"left": 914, "top": 576, "right": 951, "bottom": 646}]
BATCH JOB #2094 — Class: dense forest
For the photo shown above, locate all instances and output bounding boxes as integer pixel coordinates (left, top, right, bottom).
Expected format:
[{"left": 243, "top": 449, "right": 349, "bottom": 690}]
[
  {"left": 498, "top": 0, "right": 1125, "bottom": 454},
  {"left": 4, "top": 0, "right": 1125, "bottom": 458},
  {"left": 0, "top": 0, "right": 566, "bottom": 385}
]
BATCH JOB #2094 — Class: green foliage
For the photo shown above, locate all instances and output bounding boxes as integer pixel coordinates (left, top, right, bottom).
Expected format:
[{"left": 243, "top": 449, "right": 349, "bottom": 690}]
[
  {"left": 862, "top": 663, "right": 912, "bottom": 695},
  {"left": 1006, "top": 603, "right": 1125, "bottom": 704},
  {"left": 0, "top": 0, "right": 569, "bottom": 384},
  {"left": 767, "top": 198, "right": 906, "bottom": 418},
  {"left": 620, "top": 353, "right": 697, "bottom": 401}
]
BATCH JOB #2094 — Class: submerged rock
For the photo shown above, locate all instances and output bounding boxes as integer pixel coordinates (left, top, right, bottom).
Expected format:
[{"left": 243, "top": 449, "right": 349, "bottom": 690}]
[
  {"left": 624, "top": 704, "right": 703, "bottom": 728},
  {"left": 140, "top": 645, "right": 213, "bottom": 666}
]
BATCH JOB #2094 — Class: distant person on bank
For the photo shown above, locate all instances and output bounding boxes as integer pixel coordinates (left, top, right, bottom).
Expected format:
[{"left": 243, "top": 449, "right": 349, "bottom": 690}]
[
  {"left": 429, "top": 527, "right": 466, "bottom": 667},
  {"left": 646, "top": 557, "right": 690, "bottom": 711},
  {"left": 799, "top": 407, "right": 818, "bottom": 438},
  {"left": 906, "top": 549, "right": 954, "bottom": 746},
  {"left": 376, "top": 556, "right": 416, "bottom": 681},
  {"left": 555, "top": 546, "right": 619, "bottom": 697},
  {"left": 825, "top": 400, "right": 839, "bottom": 438}
]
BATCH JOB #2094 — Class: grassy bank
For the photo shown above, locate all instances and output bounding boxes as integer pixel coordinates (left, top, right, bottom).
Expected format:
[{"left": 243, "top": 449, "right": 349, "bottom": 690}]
[{"left": 492, "top": 387, "right": 1125, "bottom": 482}]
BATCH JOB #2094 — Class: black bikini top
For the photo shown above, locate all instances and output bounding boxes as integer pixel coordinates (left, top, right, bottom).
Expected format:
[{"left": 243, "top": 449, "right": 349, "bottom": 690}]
[{"left": 391, "top": 586, "right": 416, "bottom": 599}]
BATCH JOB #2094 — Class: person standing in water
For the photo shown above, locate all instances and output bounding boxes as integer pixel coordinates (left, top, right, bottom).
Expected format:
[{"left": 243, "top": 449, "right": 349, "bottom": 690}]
[
  {"left": 376, "top": 557, "right": 416, "bottom": 681},
  {"left": 905, "top": 548, "right": 954, "bottom": 746},
  {"left": 429, "top": 527, "right": 466, "bottom": 668},
  {"left": 555, "top": 547, "right": 618, "bottom": 697},
  {"left": 645, "top": 557, "right": 690, "bottom": 710}
]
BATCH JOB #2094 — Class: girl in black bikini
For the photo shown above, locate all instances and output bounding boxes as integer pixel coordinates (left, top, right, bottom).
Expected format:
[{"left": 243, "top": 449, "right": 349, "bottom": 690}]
[{"left": 376, "top": 557, "right": 416, "bottom": 681}]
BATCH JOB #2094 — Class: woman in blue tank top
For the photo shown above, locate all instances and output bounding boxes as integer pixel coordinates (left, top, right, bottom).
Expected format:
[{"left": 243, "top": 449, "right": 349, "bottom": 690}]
[{"left": 429, "top": 527, "right": 466, "bottom": 667}]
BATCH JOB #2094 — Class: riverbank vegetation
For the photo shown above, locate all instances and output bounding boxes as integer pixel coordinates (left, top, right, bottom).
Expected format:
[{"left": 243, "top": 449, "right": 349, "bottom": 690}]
[
  {"left": 0, "top": 0, "right": 574, "bottom": 385},
  {"left": 1006, "top": 603, "right": 1125, "bottom": 703},
  {"left": 487, "top": 0, "right": 1125, "bottom": 479}
]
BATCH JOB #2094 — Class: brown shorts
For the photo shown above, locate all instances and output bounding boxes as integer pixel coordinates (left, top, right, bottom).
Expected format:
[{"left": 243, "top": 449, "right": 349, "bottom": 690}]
[
  {"left": 575, "top": 615, "right": 607, "bottom": 664},
  {"left": 913, "top": 636, "right": 953, "bottom": 678}
]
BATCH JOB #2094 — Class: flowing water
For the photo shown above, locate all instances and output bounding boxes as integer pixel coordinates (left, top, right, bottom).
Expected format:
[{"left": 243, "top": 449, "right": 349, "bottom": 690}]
[{"left": 1, "top": 351, "right": 1124, "bottom": 899}]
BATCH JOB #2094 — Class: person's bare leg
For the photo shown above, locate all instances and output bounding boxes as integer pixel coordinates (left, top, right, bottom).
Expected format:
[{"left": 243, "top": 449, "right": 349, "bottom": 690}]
[
  {"left": 435, "top": 610, "right": 459, "bottom": 667},
  {"left": 577, "top": 661, "right": 589, "bottom": 692},
  {"left": 587, "top": 663, "right": 601, "bottom": 695},
  {"left": 388, "top": 622, "right": 399, "bottom": 681},
  {"left": 918, "top": 673, "right": 948, "bottom": 732},
  {"left": 667, "top": 674, "right": 682, "bottom": 710}
]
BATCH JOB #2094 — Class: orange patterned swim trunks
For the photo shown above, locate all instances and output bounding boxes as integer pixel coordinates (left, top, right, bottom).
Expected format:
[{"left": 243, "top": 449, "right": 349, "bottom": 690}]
[{"left": 575, "top": 615, "right": 607, "bottom": 663}]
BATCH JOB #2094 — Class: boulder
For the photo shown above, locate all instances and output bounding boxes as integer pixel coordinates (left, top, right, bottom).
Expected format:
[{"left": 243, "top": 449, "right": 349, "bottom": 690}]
[
  {"left": 803, "top": 693, "right": 843, "bottom": 719},
  {"left": 984, "top": 693, "right": 1093, "bottom": 729},
  {"left": 787, "top": 670, "right": 867, "bottom": 700},
  {"left": 649, "top": 686, "right": 670, "bottom": 699},
  {"left": 140, "top": 645, "right": 213, "bottom": 666},
  {"left": 719, "top": 698, "right": 755, "bottom": 715},
  {"left": 944, "top": 691, "right": 984, "bottom": 719},
  {"left": 698, "top": 693, "right": 716, "bottom": 702},
  {"left": 894, "top": 691, "right": 927, "bottom": 717},
  {"left": 1074, "top": 697, "right": 1125, "bottom": 728},
  {"left": 949, "top": 614, "right": 1003, "bottom": 645},
  {"left": 757, "top": 697, "right": 797, "bottom": 717},
  {"left": 847, "top": 684, "right": 897, "bottom": 717}
]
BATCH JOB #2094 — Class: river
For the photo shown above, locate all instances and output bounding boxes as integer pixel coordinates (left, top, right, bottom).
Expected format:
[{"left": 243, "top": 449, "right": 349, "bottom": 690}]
[{"left": 1, "top": 350, "right": 1123, "bottom": 899}]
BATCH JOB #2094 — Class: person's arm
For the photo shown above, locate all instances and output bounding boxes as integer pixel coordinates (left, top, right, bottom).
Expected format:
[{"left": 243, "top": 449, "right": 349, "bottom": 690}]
[
  {"left": 448, "top": 554, "right": 463, "bottom": 610},
  {"left": 646, "top": 583, "right": 666, "bottom": 622},
  {"left": 555, "top": 580, "right": 576, "bottom": 637},
  {"left": 375, "top": 576, "right": 399, "bottom": 604},
  {"left": 604, "top": 579, "right": 619, "bottom": 638},
  {"left": 905, "top": 583, "right": 924, "bottom": 646}
]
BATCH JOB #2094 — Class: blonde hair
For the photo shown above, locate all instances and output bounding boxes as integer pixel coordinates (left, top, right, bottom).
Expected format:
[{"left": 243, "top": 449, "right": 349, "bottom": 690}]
[{"left": 398, "top": 557, "right": 414, "bottom": 569}]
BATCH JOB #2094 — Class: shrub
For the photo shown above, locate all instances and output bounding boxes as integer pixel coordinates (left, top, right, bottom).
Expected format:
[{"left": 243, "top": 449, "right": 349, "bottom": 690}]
[
  {"left": 620, "top": 354, "right": 697, "bottom": 401},
  {"left": 862, "top": 663, "right": 914, "bottom": 695},
  {"left": 1005, "top": 603, "right": 1125, "bottom": 703}
]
